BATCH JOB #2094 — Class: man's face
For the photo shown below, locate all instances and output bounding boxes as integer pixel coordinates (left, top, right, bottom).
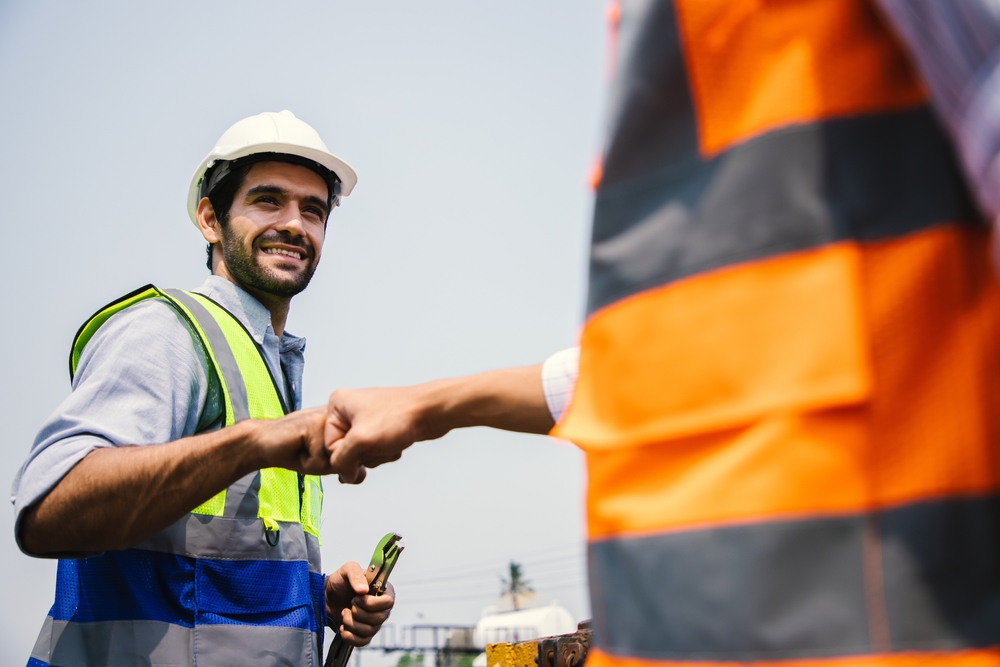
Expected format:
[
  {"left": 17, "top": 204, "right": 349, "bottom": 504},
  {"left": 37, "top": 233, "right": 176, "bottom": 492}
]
[{"left": 217, "top": 161, "right": 330, "bottom": 299}]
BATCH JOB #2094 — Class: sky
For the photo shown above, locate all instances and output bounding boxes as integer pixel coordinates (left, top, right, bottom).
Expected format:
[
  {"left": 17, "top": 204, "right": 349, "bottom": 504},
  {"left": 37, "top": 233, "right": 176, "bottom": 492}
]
[{"left": 0, "top": 0, "right": 607, "bottom": 661}]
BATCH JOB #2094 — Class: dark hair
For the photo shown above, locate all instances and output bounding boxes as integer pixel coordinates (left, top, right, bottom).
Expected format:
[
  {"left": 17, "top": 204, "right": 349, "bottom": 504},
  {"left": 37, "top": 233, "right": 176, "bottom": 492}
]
[{"left": 205, "top": 163, "right": 255, "bottom": 271}]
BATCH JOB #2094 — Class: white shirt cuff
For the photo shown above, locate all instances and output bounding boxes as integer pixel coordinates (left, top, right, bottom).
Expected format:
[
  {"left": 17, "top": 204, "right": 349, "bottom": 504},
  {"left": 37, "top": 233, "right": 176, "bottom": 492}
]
[{"left": 541, "top": 347, "right": 580, "bottom": 424}]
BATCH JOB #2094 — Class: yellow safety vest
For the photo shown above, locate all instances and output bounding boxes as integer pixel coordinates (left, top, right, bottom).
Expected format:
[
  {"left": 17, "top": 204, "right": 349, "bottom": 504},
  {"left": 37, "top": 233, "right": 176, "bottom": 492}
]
[{"left": 30, "top": 285, "right": 326, "bottom": 667}]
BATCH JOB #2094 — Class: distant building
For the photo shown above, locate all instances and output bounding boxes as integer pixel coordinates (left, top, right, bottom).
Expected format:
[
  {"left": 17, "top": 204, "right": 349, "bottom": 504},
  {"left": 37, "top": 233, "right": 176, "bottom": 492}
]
[{"left": 473, "top": 604, "right": 576, "bottom": 648}]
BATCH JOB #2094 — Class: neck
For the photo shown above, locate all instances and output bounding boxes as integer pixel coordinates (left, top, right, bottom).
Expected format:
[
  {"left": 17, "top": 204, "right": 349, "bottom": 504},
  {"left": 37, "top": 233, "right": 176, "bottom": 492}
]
[
  {"left": 212, "top": 266, "right": 292, "bottom": 339},
  {"left": 242, "top": 287, "right": 291, "bottom": 339}
]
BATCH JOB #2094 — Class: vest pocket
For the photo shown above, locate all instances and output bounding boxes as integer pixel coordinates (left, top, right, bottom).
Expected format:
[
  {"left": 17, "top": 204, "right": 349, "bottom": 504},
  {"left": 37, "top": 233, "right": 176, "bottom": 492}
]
[
  {"left": 194, "top": 558, "right": 315, "bottom": 629},
  {"left": 557, "top": 242, "right": 872, "bottom": 451}
]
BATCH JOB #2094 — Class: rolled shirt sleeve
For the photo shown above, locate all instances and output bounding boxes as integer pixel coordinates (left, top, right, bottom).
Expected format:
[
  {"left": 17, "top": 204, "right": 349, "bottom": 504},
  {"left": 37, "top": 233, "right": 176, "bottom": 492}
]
[
  {"left": 541, "top": 347, "right": 580, "bottom": 424},
  {"left": 10, "top": 299, "right": 220, "bottom": 553}
]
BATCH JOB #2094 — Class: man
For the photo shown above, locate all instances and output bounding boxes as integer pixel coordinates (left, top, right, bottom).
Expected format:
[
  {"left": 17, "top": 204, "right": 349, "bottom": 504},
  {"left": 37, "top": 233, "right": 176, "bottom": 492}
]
[
  {"left": 12, "top": 110, "right": 393, "bottom": 667},
  {"left": 323, "top": 2, "right": 1000, "bottom": 666}
]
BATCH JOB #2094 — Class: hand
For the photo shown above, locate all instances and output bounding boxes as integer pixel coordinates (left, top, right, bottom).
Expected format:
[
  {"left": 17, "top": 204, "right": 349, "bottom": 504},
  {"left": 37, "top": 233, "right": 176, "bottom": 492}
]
[
  {"left": 325, "top": 562, "right": 395, "bottom": 646},
  {"left": 325, "top": 366, "right": 552, "bottom": 484},
  {"left": 326, "top": 386, "right": 445, "bottom": 484},
  {"left": 250, "top": 406, "right": 345, "bottom": 475}
]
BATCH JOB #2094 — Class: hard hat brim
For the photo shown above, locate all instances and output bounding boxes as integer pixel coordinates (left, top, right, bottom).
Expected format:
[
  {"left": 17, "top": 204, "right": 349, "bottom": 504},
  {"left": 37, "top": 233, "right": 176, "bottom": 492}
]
[{"left": 187, "top": 142, "right": 357, "bottom": 227}]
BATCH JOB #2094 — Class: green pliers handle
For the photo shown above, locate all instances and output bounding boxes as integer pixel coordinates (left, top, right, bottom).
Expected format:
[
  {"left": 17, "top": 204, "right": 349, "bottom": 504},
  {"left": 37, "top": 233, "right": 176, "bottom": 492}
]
[{"left": 325, "top": 533, "right": 404, "bottom": 667}]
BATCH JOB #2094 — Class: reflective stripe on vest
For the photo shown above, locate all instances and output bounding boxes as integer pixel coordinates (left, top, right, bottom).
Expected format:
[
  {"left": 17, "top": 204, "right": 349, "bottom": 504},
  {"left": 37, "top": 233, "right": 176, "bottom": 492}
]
[
  {"left": 31, "top": 285, "right": 326, "bottom": 667},
  {"left": 30, "top": 618, "right": 315, "bottom": 667},
  {"left": 553, "top": 0, "right": 1000, "bottom": 664},
  {"left": 68, "top": 285, "right": 324, "bottom": 542}
]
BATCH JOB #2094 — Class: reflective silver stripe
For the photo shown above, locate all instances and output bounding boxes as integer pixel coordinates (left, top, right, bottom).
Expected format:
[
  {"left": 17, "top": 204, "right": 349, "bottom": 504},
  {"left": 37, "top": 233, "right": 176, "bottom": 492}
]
[
  {"left": 195, "top": 624, "right": 317, "bottom": 667},
  {"left": 306, "top": 531, "right": 322, "bottom": 575},
  {"left": 162, "top": 288, "right": 250, "bottom": 423},
  {"left": 29, "top": 618, "right": 317, "bottom": 667},
  {"left": 30, "top": 615, "right": 54, "bottom": 663},
  {"left": 31, "top": 617, "right": 193, "bottom": 667},
  {"left": 134, "top": 514, "right": 321, "bottom": 573},
  {"left": 225, "top": 471, "right": 262, "bottom": 518},
  {"left": 588, "top": 515, "right": 870, "bottom": 661}
]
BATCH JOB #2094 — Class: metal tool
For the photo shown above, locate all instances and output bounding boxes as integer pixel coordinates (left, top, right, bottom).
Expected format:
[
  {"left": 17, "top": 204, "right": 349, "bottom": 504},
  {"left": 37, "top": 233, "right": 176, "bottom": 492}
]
[{"left": 325, "top": 532, "right": 404, "bottom": 667}]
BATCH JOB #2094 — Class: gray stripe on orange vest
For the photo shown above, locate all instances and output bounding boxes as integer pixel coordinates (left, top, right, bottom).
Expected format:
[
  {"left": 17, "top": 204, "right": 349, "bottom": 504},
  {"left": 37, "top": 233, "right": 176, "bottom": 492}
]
[
  {"left": 588, "top": 494, "right": 1000, "bottom": 661},
  {"left": 601, "top": 0, "right": 698, "bottom": 188},
  {"left": 589, "top": 515, "right": 870, "bottom": 661},
  {"left": 879, "top": 494, "right": 1000, "bottom": 648},
  {"left": 589, "top": 106, "right": 977, "bottom": 314}
]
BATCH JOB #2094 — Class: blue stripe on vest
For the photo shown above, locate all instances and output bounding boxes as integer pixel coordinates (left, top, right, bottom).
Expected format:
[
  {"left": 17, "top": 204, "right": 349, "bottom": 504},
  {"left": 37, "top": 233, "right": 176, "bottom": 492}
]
[
  {"left": 311, "top": 570, "right": 326, "bottom": 648},
  {"left": 49, "top": 550, "right": 322, "bottom": 633},
  {"left": 51, "top": 551, "right": 195, "bottom": 626},
  {"left": 26, "top": 658, "right": 48, "bottom": 667}
]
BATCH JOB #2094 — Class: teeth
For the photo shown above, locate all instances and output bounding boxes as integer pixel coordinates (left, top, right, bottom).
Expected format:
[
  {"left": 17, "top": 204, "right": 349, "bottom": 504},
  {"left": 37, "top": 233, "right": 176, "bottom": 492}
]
[{"left": 263, "top": 248, "right": 302, "bottom": 259}]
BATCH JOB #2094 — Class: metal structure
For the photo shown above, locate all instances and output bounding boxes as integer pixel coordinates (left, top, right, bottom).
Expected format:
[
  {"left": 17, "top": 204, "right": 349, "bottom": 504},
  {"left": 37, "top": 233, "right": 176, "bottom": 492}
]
[
  {"left": 354, "top": 620, "right": 593, "bottom": 667},
  {"left": 536, "top": 622, "right": 591, "bottom": 667},
  {"left": 355, "top": 624, "right": 480, "bottom": 667}
]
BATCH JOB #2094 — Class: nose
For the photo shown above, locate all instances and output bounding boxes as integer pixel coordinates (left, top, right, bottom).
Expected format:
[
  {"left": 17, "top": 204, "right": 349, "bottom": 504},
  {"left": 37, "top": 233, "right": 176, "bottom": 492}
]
[{"left": 276, "top": 203, "right": 305, "bottom": 236}]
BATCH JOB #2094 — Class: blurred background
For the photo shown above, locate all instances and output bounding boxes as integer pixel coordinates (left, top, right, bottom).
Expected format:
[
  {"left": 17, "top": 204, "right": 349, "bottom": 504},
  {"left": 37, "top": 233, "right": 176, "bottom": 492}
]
[{"left": 0, "top": 0, "right": 606, "bottom": 661}]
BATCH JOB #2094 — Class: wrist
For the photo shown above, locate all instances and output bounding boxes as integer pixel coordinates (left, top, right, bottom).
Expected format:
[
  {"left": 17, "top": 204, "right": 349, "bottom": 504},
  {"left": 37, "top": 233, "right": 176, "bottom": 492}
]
[
  {"left": 227, "top": 420, "right": 268, "bottom": 473},
  {"left": 413, "top": 376, "right": 481, "bottom": 437}
]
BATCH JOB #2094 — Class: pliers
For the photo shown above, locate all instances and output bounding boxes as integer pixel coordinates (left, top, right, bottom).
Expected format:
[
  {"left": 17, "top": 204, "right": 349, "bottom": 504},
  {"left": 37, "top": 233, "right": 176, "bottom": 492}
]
[{"left": 325, "top": 532, "right": 404, "bottom": 667}]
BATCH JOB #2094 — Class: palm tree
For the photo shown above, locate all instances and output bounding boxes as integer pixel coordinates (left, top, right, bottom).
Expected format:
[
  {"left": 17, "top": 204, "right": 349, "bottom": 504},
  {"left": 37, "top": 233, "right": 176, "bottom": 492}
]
[{"left": 499, "top": 561, "right": 534, "bottom": 610}]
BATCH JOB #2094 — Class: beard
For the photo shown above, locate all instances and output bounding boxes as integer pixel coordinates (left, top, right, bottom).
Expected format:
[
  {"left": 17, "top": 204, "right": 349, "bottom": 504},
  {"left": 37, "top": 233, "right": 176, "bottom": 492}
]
[{"left": 219, "top": 226, "right": 318, "bottom": 298}]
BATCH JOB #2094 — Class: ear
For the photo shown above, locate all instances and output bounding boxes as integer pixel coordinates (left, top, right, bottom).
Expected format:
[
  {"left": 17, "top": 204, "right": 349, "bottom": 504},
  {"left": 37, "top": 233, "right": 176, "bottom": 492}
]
[{"left": 196, "top": 197, "right": 223, "bottom": 244}]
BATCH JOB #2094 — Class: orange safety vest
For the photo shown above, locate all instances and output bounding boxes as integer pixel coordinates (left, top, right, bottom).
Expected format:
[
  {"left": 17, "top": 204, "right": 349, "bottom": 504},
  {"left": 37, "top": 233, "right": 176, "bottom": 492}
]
[{"left": 553, "top": 1, "right": 1000, "bottom": 666}]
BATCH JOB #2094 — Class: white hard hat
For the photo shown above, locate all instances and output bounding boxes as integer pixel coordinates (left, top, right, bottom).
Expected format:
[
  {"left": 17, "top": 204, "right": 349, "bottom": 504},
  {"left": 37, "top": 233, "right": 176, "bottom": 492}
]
[{"left": 187, "top": 110, "right": 357, "bottom": 226}]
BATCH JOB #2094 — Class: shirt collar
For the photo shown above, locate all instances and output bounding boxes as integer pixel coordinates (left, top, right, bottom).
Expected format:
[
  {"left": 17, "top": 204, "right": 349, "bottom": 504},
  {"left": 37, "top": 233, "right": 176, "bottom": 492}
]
[{"left": 192, "top": 275, "right": 304, "bottom": 351}]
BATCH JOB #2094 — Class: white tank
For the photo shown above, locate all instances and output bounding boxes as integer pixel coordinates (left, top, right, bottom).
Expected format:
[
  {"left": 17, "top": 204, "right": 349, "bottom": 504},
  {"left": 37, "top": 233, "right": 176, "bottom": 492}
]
[{"left": 473, "top": 604, "right": 576, "bottom": 648}]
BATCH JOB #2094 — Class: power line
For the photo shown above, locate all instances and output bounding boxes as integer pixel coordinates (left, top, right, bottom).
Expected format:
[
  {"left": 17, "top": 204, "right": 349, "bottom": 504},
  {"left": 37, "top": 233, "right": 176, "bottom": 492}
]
[
  {"left": 394, "top": 547, "right": 584, "bottom": 585},
  {"left": 397, "top": 571, "right": 586, "bottom": 593},
  {"left": 397, "top": 578, "right": 589, "bottom": 605},
  {"left": 396, "top": 566, "right": 588, "bottom": 591},
  {"left": 394, "top": 549, "right": 585, "bottom": 587},
  {"left": 392, "top": 542, "right": 583, "bottom": 584},
  {"left": 396, "top": 557, "right": 585, "bottom": 588},
  {"left": 398, "top": 580, "right": 583, "bottom": 600}
]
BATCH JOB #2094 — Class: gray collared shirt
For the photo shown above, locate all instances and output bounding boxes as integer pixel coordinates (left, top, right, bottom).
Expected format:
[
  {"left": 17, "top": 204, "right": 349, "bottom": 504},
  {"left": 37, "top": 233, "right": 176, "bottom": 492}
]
[{"left": 10, "top": 276, "right": 306, "bottom": 553}]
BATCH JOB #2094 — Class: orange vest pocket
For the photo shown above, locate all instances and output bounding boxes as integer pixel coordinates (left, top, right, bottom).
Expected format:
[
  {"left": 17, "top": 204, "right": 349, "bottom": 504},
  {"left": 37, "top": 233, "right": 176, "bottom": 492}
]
[{"left": 556, "top": 241, "right": 872, "bottom": 452}]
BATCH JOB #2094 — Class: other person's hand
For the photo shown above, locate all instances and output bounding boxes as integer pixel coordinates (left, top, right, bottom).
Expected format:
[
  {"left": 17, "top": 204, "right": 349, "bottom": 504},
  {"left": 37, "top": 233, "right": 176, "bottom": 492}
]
[
  {"left": 326, "top": 386, "right": 443, "bottom": 484},
  {"left": 326, "top": 366, "right": 553, "bottom": 484},
  {"left": 325, "top": 561, "right": 395, "bottom": 646}
]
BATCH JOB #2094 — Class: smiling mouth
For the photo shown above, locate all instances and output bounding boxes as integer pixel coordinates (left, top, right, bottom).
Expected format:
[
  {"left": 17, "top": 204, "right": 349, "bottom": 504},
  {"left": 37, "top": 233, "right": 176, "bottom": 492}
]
[{"left": 261, "top": 247, "right": 305, "bottom": 261}]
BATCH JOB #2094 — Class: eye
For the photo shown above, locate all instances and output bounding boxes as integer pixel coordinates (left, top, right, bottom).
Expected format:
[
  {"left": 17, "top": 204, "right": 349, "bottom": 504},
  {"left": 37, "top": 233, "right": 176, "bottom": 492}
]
[
  {"left": 254, "top": 195, "right": 280, "bottom": 206},
  {"left": 303, "top": 206, "right": 325, "bottom": 219}
]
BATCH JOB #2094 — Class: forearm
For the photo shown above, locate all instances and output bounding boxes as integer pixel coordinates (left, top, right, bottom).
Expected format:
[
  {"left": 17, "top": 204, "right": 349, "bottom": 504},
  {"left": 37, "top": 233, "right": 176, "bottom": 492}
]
[
  {"left": 417, "top": 364, "right": 554, "bottom": 436},
  {"left": 20, "top": 421, "right": 265, "bottom": 557},
  {"left": 326, "top": 364, "right": 557, "bottom": 480}
]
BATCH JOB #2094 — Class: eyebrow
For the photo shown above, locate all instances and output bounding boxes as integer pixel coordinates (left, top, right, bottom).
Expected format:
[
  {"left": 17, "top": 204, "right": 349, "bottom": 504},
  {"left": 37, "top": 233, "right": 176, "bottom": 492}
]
[{"left": 245, "top": 184, "right": 330, "bottom": 217}]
